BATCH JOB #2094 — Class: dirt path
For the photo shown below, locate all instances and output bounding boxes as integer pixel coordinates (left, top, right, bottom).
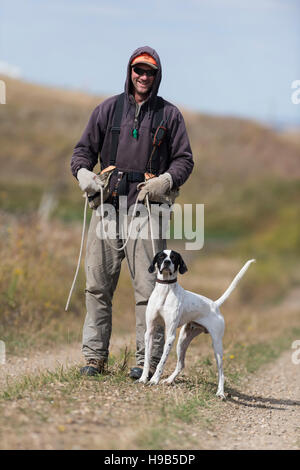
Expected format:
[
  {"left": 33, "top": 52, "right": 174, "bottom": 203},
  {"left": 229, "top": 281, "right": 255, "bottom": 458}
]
[
  {"left": 205, "top": 349, "right": 300, "bottom": 449},
  {"left": 0, "top": 334, "right": 132, "bottom": 389},
  {"left": 0, "top": 343, "right": 82, "bottom": 389}
]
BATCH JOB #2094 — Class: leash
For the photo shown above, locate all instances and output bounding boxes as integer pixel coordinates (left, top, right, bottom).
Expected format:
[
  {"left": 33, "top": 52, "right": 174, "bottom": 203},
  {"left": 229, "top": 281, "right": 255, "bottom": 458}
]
[
  {"left": 145, "top": 193, "right": 156, "bottom": 258},
  {"left": 98, "top": 183, "right": 140, "bottom": 252},
  {"left": 65, "top": 194, "right": 88, "bottom": 311},
  {"left": 65, "top": 184, "right": 156, "bottom": 311}
]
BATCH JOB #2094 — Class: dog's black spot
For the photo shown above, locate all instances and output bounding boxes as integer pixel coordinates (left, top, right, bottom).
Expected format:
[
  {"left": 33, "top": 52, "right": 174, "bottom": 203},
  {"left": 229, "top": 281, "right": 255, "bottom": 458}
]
[
  {"left": 148, "top": 251, "right": 167, "bottom": 273},
  {"left": 170, "top": 250, "right": 188, "bottom": 275}
]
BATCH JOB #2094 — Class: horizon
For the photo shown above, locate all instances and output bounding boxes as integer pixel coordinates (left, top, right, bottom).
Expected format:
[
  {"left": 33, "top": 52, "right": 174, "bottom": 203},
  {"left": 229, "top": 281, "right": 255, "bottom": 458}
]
[
  {"left": 2, "top": 72, "right": 300, "bottom": 133},
  {"left": 1, "top": 0, "right": 300, "bottom": 129}
]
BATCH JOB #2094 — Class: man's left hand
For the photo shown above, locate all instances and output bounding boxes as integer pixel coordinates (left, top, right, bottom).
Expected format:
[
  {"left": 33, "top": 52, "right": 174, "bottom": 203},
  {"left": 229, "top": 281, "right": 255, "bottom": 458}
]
[{"left": 137, "top": 173, "right": 173, "bottom": 202}]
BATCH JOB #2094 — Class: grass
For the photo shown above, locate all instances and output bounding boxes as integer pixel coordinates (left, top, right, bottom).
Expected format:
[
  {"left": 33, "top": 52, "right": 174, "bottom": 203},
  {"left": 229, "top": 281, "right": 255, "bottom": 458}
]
[
  {"left": 1, "top": 195, "right": 299, "bottom": 355},
  {"left": 230, "top": 327, "right": 300, "bottom": 374},
  {"left": 0, "top": 180, "right": 90, "bottom": 223},
  {"left": 134, "top": 326, "right": 300, "bottom": 449},
  {"left": 172, "top": 395, "right": 210, "bottom": 422},
  {"left": 1, "top": 325, "right": 299, "bottom": 449},
  {"left": 1, "top": 365, "right": 81, "bottom": 401}
]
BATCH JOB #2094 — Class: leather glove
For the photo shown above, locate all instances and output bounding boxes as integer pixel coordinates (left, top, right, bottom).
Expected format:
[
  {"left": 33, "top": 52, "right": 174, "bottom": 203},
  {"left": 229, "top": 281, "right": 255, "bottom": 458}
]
[
  {"left": 77, "top": 168, "right": 103, "bottom": 195},
  {"left": 137, "top": 173, "right": 173, "bottom": 202}
]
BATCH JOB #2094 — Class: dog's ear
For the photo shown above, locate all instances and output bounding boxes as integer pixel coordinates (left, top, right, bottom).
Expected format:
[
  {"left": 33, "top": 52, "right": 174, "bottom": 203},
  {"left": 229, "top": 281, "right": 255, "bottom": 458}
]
[
  {"left": 179, "top": 256, "right": 188, "bottom": 275},
  {"left": 148, "top": 252, "right": 161, "bottom": 273}
]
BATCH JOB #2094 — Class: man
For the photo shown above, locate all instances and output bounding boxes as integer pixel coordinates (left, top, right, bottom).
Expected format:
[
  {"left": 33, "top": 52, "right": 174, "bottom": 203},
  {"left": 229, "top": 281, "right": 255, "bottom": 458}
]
[{"left": 71, "top": 46, "right": 194, "bottom": 379}]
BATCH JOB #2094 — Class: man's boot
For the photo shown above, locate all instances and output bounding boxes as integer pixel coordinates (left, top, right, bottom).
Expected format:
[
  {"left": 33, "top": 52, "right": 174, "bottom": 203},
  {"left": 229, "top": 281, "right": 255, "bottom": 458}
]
[
  {"left": 80, "top": 358, "right": 106, "bottom": 376},
  {"left": 129, "top": 365, "right": 156, "bottom": 380}
]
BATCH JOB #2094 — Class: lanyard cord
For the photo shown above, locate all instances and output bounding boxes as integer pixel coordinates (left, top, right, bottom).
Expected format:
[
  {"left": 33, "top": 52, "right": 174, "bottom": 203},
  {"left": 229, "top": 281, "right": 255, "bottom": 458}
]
[{"left": 98, "top": 183, "right": 139, "bottom": 252}]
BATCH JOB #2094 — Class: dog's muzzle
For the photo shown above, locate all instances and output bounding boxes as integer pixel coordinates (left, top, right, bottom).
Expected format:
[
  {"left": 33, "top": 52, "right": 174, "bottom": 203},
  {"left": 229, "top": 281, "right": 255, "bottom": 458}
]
[{"left": 160, "top": 260, "right": 173, "bottom": 274}]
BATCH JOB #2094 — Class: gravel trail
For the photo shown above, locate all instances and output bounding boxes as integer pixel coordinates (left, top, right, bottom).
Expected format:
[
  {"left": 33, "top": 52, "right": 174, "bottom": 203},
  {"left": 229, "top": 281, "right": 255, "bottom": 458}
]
[
  {"left": 205, "top": 349, "right": 300, "bottom": 449},
  {"left": 0, "top": 339, "right": 299, "bottom": 449}
]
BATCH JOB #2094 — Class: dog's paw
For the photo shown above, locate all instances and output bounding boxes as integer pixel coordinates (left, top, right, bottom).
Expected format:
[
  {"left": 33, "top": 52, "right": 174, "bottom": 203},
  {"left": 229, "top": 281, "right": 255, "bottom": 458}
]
[
  {"left": 138, "top": 377, "right": 148, "bottom": 384},
  {"left": 148, "top": 377, "right": 160, "bottom": 386},
  {"left": 161, "top": 377, "right": 174, "bottom": 385},
  {"left": 216, "top": 391, "right": 226, "bottom": 400}
]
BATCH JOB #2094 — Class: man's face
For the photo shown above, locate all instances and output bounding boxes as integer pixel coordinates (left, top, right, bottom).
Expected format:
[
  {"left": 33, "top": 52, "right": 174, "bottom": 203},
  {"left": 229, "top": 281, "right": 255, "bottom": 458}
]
[{"left": 131, "top": 63, "right": 156, "bottom": 97}]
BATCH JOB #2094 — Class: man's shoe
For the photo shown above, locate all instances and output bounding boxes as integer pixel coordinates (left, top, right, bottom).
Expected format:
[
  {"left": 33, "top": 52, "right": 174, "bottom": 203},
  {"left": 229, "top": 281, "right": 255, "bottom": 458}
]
[
  {"left": 80, "top": 358, "right": 106, "bottom": 376},
  {"left": 129, "top": 366, "right": 155, "bottom": 380},
  {"left": 129, "top": 367, "right": 143, "bottom": 380}
]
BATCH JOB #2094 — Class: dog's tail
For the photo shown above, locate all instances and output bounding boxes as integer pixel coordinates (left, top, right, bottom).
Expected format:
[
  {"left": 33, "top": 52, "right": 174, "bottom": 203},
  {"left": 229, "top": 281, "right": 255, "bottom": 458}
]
[{"left": 214, "top": 259, "right": 256, "bottom": 308}]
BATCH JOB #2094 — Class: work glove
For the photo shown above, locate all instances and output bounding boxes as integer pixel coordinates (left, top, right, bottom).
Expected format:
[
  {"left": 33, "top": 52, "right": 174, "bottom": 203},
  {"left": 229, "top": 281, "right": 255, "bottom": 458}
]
[
  {"left": 77, "top": 168, "right": 103, "bottom": 196},
  {"left": 137, "top": 173, "right": 173, "bottom": 202}
]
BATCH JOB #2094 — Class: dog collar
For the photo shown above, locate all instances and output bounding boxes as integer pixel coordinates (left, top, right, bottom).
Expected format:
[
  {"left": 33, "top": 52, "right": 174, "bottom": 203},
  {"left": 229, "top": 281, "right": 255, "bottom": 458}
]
[{"left": 156, "top": 278, "right": 177, "bottom": 284}]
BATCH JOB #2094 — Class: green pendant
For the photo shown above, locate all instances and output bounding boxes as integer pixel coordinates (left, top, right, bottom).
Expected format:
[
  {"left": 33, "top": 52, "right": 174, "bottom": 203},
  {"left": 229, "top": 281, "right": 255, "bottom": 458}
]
[{"left": 132, "top": 128, "right": 138, "bottom": 139}]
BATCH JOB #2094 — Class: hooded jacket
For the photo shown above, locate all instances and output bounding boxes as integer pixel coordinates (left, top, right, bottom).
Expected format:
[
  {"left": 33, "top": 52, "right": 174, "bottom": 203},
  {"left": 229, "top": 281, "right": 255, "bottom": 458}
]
[{"left": 71, "top": 46, "right": 194, "bottom": 205}]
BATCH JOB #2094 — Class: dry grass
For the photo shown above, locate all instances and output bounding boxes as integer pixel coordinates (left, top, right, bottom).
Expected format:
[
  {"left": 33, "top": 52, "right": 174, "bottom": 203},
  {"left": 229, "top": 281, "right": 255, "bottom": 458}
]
[
  {"left": 0, "top": 211, "right": 136, "bottom": 355},
  {"left": 1, "top": 208, "right": 298, "bottom": 355},
  {"left": 0, "top": 320, "right": 299, "bottom": 450}
]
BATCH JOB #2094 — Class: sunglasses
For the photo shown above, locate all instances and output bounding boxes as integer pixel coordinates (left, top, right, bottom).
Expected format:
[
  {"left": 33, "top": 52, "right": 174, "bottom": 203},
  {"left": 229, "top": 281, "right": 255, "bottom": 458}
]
[{"left": 132, "top": 66, "right": 157, "bottom": 77}]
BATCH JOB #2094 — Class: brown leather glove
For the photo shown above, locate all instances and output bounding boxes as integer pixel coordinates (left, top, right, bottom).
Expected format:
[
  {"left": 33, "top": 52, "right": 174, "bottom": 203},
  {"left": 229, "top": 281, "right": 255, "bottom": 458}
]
[{"left": 137, "top": 173, "right": 173, "bottom": 202}]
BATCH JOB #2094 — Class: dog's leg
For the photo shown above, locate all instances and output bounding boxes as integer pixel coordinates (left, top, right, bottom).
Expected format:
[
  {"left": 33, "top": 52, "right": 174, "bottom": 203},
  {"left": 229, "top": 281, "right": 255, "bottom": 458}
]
[
  {"left": 211, "top": 334, "right": 225, "bottom": 399},
  {"left": 162, "top": 323, "right": 202, "bottom": 385},
  {"left": 139, "top": 320, "right": 155, "bottom": 384},
  {"left": 148, "top": 322, "right": 178, "bottom": 385}
]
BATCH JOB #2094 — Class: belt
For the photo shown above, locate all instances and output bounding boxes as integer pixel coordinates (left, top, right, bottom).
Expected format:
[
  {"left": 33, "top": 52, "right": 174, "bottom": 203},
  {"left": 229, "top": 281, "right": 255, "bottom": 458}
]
[{"left": 112, "top": 169, "right": 150, "bottom": 197}]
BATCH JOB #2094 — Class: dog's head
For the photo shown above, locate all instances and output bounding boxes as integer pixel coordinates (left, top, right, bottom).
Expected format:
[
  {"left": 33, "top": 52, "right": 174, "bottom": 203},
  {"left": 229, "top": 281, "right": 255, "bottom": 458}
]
[{"left": 148, "top": 250, "right": 188, "bottom": 275}]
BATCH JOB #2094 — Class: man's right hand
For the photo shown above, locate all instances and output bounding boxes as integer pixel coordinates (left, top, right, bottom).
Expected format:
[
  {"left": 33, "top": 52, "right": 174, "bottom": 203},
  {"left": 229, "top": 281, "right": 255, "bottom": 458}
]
[{"left": 77, "top": 168, "right": 103, "bottom": 195}]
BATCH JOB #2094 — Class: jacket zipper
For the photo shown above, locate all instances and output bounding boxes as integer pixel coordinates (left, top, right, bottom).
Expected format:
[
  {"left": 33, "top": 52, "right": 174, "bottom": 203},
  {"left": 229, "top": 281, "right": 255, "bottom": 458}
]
[{"left": 132, "top": 101, "right": 144, "bottom": 139}]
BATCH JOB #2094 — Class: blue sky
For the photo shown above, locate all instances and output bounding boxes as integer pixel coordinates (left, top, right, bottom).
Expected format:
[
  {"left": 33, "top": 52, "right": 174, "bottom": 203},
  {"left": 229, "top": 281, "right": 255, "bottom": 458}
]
[{"left": 1, "top": 0, "right": 300, "bottom": 128}]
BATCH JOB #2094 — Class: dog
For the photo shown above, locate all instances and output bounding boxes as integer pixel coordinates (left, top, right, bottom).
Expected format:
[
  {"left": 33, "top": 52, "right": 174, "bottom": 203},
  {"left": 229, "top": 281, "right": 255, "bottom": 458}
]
[{"left": 138, "top": 250, "right": 255, "bottom": 399}]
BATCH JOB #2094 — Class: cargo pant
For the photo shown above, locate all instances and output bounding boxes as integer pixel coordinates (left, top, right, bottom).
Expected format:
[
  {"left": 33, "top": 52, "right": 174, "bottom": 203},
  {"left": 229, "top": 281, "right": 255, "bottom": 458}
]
[{"left": 82, "top": 207, "right": 166, "bottom": 368}]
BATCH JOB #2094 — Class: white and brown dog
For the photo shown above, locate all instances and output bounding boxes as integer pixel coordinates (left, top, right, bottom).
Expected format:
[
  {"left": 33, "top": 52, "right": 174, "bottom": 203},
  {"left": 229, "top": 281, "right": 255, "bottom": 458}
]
[{"left": 138, "top": 250, "right": 255, "bottom": 399}]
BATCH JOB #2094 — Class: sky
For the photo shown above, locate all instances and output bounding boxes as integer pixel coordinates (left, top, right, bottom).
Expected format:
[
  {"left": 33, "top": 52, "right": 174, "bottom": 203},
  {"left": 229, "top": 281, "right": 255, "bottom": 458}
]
[{"left": 0, "top": 0, "right": 300, "bottom": 129}]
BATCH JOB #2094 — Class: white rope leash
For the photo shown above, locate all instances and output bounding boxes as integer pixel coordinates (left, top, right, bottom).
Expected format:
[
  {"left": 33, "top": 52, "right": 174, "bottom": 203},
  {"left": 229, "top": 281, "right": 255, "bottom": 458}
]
[
  {"left": 65, "top": 194, "right": 88, "bottom": 311},
  {"left": 65, "top": 184, "right": 156, "bottom": 311},
  {"left": 98, "top": 183, "right": 140, "bottom": 252},
  {"left": 146, "top": 194, "right": 156, "bottom": 258}
]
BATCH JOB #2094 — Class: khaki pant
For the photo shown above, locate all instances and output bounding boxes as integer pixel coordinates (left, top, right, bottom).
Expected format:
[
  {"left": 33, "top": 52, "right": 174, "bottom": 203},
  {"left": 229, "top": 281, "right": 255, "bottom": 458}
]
[{"left": 82, "top": 209, "right": 166, "bottom": 368}]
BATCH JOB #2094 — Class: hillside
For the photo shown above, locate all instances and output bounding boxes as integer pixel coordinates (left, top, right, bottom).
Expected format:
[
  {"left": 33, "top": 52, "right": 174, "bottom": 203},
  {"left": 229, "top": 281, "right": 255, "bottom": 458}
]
[
  {"left": 1, "top": 76, "right": 300, "bottom": 188},
  {"left": 0, "top": 76, "right": 299, "bottom": 255}
]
